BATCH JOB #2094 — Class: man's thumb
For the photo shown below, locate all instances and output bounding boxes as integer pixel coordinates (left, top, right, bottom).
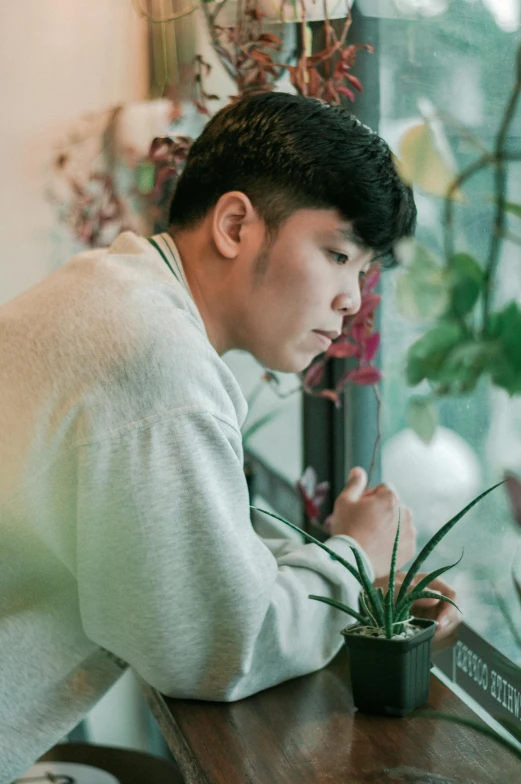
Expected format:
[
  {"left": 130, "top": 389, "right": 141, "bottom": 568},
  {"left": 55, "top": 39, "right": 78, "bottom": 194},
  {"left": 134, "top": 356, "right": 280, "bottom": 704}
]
[{"left": 342, "top": 467, "right": 368, "bottom": 502}]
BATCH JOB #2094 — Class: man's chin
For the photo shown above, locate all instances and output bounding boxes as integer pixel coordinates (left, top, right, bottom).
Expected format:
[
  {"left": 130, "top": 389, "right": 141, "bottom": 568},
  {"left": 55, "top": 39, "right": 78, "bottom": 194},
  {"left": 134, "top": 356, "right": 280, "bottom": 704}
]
[{"left": 263, "top": 354, "right": 316, "bottom": 375}]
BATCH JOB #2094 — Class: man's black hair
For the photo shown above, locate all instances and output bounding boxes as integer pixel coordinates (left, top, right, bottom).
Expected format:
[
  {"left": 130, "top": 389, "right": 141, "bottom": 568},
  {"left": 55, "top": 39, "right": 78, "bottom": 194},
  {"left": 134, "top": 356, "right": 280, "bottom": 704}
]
[{"left": 169, "top": 92, "right": 416, "bottom": 264}]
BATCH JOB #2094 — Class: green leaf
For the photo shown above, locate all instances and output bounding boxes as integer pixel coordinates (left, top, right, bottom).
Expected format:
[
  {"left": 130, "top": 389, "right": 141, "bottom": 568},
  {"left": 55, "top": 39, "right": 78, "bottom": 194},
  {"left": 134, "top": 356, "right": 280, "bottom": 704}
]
[
  {"left": 360, "top": 592, "right": 381, "bottom": 627},
  {"left": 252, "top": 506, "right": 363, "bottom": 587},
  {"left": 396, "top": 482, "right": 504, "bottom": 608},
  {"left": 395, "top": 243, "right": 450, "bottom": 322},
  {"left": 241, "top": 408, "right": 283, "bottom": 446},
  {"left": 395, "top": 553, "right": 464, "bottom": 617},
  {"left": 395, "top": 603, "right": 414, "bottom": 623},
  {"left": 396, "top": 123, "right": 463, "bottom": 200},
  {"left": 503, "top": 201, "right": 521, "bottom": 220},
  {"left": 136, "top": 162, "right": 156, "bottom": 195},
  {"left": 308, "top": 595, "right": 368, "bottom": 624},
  {"left": 433, "top": 341, "right": 494, "bottom": 395},
  {"left": 348, "top": 545, "right": 385, "bottom": 626},
  {"left": 407, "top": 396, "right": 438, "bottom": 444},
  {"left": 408, "top": 589, "right": 461, "bottom": 614},
  {"left": 384, "top": 510, "right": 401, "bottom": 638},
  {"left": 406, "top": 322, "right": 465, "bottom": 385},
  {"left": 448, "top": 252, "right": 484, "bottom": 318},
  {"left": 488, "top": 303, "right": 521, "bottom": 394}
]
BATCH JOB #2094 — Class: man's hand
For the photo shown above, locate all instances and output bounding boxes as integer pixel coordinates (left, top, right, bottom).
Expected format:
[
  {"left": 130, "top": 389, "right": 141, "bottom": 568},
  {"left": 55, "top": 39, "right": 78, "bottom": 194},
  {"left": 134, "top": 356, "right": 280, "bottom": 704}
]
[
  {"left": 374, "top": 572, "right": 461, "bottom": 648},
  {"left": 328, "top": 466, "right": 416, "bottom": 578}
]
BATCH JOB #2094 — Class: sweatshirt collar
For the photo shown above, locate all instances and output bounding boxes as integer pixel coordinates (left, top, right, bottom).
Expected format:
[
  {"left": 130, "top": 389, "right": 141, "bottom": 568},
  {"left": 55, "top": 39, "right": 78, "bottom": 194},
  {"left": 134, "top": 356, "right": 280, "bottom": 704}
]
[
  {"left": 147, "top": 232, "right": 208, "bottom": 335},
  {"left": 148, "top": 233, "right": 192, "bottom": 296}
]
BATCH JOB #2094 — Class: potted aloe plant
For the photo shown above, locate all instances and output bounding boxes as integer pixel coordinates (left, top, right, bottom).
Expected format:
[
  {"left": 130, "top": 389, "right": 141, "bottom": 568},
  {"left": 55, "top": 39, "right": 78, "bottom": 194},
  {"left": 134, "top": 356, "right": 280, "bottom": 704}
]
[{"left": 254, "top": 480, "right": 503, "bottom": 716}]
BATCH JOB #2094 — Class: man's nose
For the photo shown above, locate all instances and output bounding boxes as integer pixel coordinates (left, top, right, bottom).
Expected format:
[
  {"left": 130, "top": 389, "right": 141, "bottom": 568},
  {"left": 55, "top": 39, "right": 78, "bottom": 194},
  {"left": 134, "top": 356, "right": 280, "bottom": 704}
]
[{"left": 332, "top": 290, "right": 361, "bottom": 316}]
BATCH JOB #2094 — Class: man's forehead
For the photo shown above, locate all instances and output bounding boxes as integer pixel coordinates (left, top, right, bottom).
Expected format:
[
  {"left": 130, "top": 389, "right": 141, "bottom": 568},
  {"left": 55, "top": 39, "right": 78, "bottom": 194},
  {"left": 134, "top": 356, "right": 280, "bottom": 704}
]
[{"left": 297, "top": 210, "right": 371, "bottom": 254}]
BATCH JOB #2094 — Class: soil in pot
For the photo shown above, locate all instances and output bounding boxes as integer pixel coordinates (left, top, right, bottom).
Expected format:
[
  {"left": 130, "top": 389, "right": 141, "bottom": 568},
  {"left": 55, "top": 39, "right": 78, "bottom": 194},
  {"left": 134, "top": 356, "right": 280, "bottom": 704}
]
[{"left": 342, "top": 617, "right": 437, "bottom": 717}]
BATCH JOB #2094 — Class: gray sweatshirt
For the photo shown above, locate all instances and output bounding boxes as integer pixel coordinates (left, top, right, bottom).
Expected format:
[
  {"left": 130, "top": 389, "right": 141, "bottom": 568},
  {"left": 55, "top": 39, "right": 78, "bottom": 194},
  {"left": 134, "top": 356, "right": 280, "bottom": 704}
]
[{"left": 0, "top": 231, "right": 373, "bottom": 782}]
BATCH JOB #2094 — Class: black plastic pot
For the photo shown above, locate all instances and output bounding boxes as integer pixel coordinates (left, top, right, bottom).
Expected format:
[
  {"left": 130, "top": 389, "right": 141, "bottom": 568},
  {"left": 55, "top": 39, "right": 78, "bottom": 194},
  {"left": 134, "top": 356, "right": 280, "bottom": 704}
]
[{"left": 341, "top": 618, "right": 437, "bottom": 717}]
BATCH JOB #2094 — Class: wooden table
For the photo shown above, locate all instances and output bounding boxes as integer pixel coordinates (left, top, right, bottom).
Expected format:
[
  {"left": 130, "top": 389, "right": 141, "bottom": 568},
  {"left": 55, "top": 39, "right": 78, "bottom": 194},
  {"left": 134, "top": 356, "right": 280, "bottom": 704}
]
[{"left": 141, "top": 646, "right": 521, "bottom": 784}]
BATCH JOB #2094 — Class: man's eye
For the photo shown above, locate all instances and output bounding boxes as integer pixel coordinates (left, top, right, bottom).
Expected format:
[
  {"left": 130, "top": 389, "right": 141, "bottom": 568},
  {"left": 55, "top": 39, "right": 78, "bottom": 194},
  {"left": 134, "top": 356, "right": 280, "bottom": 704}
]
[{"left": 329, "top": 250, "right": 349, "bottom": 265}]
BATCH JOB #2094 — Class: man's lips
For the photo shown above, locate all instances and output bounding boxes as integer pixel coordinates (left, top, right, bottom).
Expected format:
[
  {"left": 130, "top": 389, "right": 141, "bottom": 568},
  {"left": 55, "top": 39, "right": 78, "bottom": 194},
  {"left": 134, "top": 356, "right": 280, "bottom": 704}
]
[
  {"left": 312, "top": 329, "right": 340, "bottom": 348},
  {"left": 314, "top": 329, "right": 341, "bottom": 340}
]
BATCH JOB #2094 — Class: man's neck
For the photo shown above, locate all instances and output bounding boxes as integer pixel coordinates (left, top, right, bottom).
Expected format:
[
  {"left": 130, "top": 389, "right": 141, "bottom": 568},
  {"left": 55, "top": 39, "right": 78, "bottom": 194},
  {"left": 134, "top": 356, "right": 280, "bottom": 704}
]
[{"left": 168, "top": 228, "right": 235, "bottom": 356}]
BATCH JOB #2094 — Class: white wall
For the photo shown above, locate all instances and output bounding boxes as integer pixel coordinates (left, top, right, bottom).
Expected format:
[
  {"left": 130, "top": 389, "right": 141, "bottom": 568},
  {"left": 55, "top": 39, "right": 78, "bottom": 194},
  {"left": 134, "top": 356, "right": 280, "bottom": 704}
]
[
  {"left": 0, "top": 0, "right": 154, "bottom": 755},
  {"left": 0, "top": 0, "right": 148, "bottom": 305}
]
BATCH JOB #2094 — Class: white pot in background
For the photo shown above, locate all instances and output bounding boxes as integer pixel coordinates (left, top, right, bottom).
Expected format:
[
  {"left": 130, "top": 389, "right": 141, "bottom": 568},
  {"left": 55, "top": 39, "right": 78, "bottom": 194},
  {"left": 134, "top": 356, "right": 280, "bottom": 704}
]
[
  {"left": 210, "top": 0, "right": 353, "bottom": 25},
  {"left": 258, "top": 0, "right": 354, "bottom": 22}
]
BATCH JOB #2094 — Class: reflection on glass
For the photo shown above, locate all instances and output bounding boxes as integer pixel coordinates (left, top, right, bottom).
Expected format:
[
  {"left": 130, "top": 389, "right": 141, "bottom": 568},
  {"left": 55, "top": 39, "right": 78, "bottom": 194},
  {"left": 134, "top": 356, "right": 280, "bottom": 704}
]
[{"left": 377, "top": 4, "right": 521, "bottom": 665}]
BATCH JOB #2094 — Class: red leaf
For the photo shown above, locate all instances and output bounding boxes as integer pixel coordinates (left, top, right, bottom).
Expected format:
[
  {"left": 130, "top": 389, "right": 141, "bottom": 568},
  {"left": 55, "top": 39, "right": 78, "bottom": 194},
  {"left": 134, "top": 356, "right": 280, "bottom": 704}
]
[
  {"left": 350, "top": 322, "right": 368, "bottom": 345},
  {"left": 336, "top": 85, "right": 355, "bottom": 102},
  {"left": 307, "top": 68, "right": 323, "bottom": 97},
  {"left": 345, "top": 73, "right": 363, "bottom": 92},
  {"left": 348, "top": 366, "right": 382, "bottom": 385},
  {"left": 304, "top": 496, "right": 321, "bottom": 523},
  {"left": 355, "top": 293, "right": 381, "bottom": 321},
  {"left": 362, "top": 332, "right": 380, "bottom": 363},
  {"left": 320, "top": 389, "right": 341, "bottom": 406},
  {"left": 297, "top": 484, "right": 320, "bottom": 523},
  {"left": 192, "top": 99, "right": 209, "bottom": 115},
  {"left": 315, "top": 480, "right": 330, "bottom": 506},
  {"left": 326, "top": 340, "right": 358, "bottom": 359},
  {"left": 257, "top": 32, "right": 282, "bottom": 47},
  {"left": 307, "top": 45, "right": 338, "bottom": 67},
  {"left": 303, "top": 359, "right": 325, "bottom": 389}
]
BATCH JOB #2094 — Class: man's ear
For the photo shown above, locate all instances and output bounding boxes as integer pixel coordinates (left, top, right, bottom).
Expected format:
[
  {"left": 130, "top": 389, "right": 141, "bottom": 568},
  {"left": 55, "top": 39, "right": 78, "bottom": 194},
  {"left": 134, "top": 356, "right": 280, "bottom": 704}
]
[{"left": 211, "top": 191, "right": 259, "bottom": 259}]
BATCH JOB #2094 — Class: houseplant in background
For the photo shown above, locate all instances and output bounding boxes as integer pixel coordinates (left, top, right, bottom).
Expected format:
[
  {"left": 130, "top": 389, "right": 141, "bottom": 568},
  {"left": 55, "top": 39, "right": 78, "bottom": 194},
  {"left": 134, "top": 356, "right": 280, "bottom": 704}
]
[
  {"left": 392, "top": 44, "right": 521, "bottom": 447},
  {"left": 254, "top": 481, "right": 503, "bottom": 716}
]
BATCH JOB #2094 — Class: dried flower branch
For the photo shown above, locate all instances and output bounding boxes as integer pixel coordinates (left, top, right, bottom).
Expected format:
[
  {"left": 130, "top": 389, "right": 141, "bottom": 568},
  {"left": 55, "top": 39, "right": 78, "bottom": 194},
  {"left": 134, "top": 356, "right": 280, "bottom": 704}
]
[{"left": 196, "top": 0, "right": 371, "bottom": 107}]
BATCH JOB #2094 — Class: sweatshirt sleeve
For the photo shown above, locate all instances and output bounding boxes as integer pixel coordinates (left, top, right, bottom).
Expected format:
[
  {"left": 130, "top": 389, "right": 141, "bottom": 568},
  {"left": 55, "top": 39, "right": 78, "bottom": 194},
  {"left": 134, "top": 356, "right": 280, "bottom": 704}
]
[{"left": 76, "top": 409, "right": 372, "bottom": 702}]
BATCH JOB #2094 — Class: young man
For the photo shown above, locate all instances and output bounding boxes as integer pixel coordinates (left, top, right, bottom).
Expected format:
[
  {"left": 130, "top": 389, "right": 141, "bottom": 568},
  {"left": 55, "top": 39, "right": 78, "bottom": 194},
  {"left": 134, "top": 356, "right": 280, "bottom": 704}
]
[{"left": 0, "top": 92, "right": 459, "bottom": 781}]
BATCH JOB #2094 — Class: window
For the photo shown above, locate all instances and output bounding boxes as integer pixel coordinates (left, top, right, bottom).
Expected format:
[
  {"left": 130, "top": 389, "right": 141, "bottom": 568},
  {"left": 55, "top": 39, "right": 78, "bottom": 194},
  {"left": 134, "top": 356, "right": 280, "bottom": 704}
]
[{"left": 369, "top": 1, "right": 521, "bottom": 726}]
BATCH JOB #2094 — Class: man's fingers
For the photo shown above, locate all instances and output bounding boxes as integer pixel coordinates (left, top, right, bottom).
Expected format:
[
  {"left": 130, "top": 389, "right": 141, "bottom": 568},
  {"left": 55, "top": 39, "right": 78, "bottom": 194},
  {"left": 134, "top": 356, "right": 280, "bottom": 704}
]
[
  {"left": 436, "top": 601, "right": 460, "bottom": 630},
  {"left": 341, "top": 466, "right": 368, "bottom": 503}
]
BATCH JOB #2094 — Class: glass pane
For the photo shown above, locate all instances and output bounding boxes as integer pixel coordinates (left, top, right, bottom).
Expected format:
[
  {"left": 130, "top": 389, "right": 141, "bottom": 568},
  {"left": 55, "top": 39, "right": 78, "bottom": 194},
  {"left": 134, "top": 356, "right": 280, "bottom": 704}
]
[
  {"left": 223, "top": 351, "right": 303, "bottom": 486},
  {"left": 375, "top": 3, "right": 521, "bottom": 667}
]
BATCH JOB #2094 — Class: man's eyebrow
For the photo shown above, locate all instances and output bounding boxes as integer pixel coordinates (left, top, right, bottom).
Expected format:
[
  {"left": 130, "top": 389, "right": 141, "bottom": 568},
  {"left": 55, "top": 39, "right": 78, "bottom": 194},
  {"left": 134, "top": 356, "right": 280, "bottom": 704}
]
[
  {"left": 331, "top": 226, "right": 360, "bottom": 245},
  {"left": 336, "top": 227, "right": 358, "bottom": 243}
]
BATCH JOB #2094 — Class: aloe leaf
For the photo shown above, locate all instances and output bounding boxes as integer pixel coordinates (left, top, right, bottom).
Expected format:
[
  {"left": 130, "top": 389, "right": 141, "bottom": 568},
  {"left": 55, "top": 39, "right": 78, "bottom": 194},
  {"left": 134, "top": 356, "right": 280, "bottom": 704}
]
[
  {"left": 395, "top": 604, "right": 414, "bottom": 623},
  {"left": 348, "top": 545, "right": 385, "bottom": 626},
  {"left": 396, "top": 482, "right": 503, "bottom": 607},
  {"left": 360, "top": 592, "right": 380, "bottom": 627},
  {"left": 385, "top": 510, "right": 402, "bottom": 638},
  {"left": 413, "top": 711, "right": 521, "bottom": 760},
  {"left": 383, "top": 595, "right": 393, "bottom": 639},
  {"left": 402, "top": 590, "right": 461, "bottom": 615},
  {"left": 252, "top": 506, "right": 363, "bottom": 587},
  {"left": 308, "top": 594, "right": 368, "bottom": 623},
  {"left": 375, "top": 586, "right": 385, "bottom": 607},
  {"left": 395, "top": 553, "right": 463, "bottom": 616}
]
